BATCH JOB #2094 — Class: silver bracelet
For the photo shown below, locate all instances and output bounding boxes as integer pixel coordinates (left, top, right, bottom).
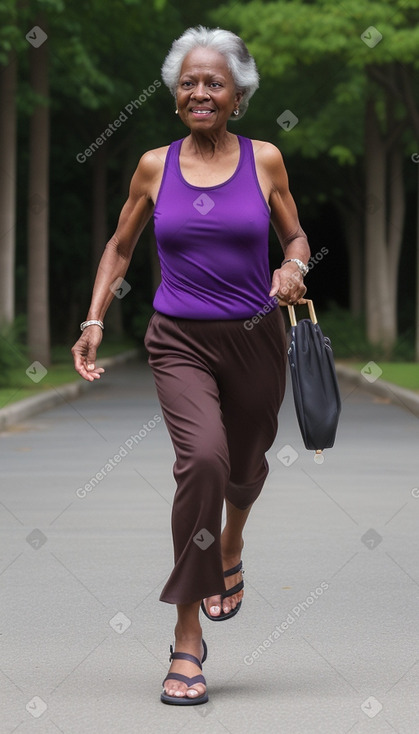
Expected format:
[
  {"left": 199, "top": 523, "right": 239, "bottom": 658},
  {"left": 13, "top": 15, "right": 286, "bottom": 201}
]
[{"left": 80, "top": 320, "right": 104, "bottom": 332}]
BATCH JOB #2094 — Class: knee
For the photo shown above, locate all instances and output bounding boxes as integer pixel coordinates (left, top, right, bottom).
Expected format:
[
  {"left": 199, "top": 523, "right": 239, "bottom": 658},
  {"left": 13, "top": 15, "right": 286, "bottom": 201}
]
[
  {"left": 197, "top": 447, "right": 229, "bottom": 481},
  {"left": 226, "top": 458, "right": 269, "bottom": 508},
  {"left": 176, "top": 439, "right": 230, "bottom": 486}
]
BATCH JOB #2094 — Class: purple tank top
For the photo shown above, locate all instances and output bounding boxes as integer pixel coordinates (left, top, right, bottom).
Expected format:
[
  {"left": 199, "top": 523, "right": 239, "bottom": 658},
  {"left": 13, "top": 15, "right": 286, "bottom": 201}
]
[{"left": 153, "top": 135, "right": 276, "bottom": 319}]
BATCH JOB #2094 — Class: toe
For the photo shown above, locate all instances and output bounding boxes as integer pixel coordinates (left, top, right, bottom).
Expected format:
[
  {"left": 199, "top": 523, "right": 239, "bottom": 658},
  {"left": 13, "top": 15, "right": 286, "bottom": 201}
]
[
  {"left": 204, "top": 595, "right": 222, "bottom": 617},
  {"left": 164, "top": 680, "right": 205, "bottom": 700},
  {"left": 164, "top": 681, "right": 184, "bottom": 698},
  {"left": 186, "top": 684, "right": 205, "bottom": 698}
]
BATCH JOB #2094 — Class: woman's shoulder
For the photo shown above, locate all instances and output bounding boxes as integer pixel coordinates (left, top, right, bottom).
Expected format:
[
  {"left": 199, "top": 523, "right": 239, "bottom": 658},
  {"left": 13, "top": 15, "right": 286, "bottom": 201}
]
[
  {"left": 132, "top": 142, "right": 179, "bottom": 194},
  {"left": 131, "top": 140, "right": 184, "bottom": 200},
  {"left": 137, "top": 144, "right": 171, "bottom": 175},
  {"left": 250, "top": 139, "right": 284, "bottom": 166}
]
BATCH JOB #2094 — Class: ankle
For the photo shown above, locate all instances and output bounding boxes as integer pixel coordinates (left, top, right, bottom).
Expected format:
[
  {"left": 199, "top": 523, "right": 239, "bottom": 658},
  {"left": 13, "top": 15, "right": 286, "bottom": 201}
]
[
  {"left": 174, "top": 623, "right": 202, "bottom": 641},
  {"left": 220, "top": 533, "right": 244, "bottom": 558}
]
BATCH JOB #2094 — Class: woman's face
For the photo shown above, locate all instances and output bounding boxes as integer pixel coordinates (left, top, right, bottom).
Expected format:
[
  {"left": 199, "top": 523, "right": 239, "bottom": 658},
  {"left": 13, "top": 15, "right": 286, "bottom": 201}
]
[{"left": 176, "top": 47, "right": 242, "bottom": 134}]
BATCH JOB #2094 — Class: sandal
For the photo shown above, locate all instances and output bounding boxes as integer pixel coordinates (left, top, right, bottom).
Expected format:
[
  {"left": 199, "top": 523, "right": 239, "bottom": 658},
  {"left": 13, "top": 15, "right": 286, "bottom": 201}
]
[
  {"left": 200, "top": 561, "right": 244, "bottom": 621},
  {"left": 161, "top": 639, "right": 208, "bottom": 705}
]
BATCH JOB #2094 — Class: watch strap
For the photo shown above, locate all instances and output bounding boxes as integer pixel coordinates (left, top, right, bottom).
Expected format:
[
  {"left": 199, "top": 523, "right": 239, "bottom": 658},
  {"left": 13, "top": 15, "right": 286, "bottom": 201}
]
[{"left": 282, "top": 258, "right": 309, "bottom": 277}]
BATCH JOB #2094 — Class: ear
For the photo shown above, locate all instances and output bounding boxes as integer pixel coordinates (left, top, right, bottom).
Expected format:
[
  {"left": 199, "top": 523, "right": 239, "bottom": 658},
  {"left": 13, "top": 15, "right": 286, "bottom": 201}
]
[{"left": 235, "top": 90, "right": 244, "bottom": 106}]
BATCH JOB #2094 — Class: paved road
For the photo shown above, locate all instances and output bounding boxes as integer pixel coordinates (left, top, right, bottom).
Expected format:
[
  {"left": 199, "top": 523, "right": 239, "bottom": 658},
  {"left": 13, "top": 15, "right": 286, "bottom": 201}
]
[{"left": 1, "top": 358, "right": 418, "bottom": 734}]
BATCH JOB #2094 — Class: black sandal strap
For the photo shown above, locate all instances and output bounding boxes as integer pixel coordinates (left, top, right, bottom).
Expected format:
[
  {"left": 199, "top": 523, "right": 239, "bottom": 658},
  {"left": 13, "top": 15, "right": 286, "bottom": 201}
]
[
  {"left": 169, "top": 650, "right": 202, "bottom": 668},
  {"left": 221, "top": 579, "right": 244, "bottom": 599},
  {"left": 223, "top": 561, "right": 243, "bottom": 578},
  {"left": 162, "top": 672, "right": 206, "bottom": 687}
]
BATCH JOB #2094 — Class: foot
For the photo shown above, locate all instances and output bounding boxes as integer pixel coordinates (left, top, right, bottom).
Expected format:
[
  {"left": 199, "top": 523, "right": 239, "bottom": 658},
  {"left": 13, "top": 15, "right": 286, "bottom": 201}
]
[
  {"left": 202, "top": 538, "right": 244, "bottom": 618},
  {"left": 163, "top": 633, "right": 207, "bottom": 701}
]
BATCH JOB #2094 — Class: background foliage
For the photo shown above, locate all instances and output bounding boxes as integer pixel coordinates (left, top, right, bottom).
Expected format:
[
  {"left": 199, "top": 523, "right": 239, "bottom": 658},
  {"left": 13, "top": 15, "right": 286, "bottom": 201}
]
[{"left": 0, "top": 0, "right": 419, "bottom": 380}]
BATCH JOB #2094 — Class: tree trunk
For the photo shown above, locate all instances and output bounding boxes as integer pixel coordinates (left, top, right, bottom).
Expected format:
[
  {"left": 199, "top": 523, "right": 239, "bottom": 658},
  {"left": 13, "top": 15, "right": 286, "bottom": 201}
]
[
  {"left": 340, "top": 205, "right": 363, "bottom": 317},
  {"left": 0, "top": 52, "right": 17, "bottom": 325},
  {"left": 27, "top": 25, "right": 50, "bottom": 365},
  {"left": 396, "top": 65, "right": 419, "bottom": 360},
  {"left": 364, "top": 98, "right": 396, "bottom": 351},
  {"left": 416, "top": 163, "right": 419, "bottom": 361},
  {"left": 92, "top": 144, "right": 108, "bottom": 271},
  {"left": 387, "top": 146, "right": 405, "bottom": 313}
]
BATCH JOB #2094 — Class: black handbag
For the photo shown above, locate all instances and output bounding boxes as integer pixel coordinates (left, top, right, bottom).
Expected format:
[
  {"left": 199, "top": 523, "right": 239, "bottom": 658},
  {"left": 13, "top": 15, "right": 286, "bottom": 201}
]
[{"left": 285, "top": 299, "right": 341, "bottom": 458}]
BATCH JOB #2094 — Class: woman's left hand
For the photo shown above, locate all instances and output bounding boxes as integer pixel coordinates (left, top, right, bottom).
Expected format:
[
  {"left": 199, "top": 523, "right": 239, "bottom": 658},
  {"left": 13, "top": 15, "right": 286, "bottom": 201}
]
[{"left": 269, "top": 263, "right": 307, "bottom": 305}]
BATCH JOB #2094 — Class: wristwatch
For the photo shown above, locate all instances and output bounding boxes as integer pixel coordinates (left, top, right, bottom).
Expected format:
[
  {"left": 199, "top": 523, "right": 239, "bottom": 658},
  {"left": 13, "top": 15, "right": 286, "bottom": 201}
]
[
  {"left": 80, "top": 319, "right": 104, "bottom": 332},
  {"left": 282, "top": 258, "right": 309, "bottom": 277}
]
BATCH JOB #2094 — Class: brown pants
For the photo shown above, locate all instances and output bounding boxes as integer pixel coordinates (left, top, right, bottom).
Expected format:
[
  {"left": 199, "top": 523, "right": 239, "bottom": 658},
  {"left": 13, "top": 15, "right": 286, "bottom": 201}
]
[{"left": 144, "top": 307, "right": 287, "bottom": 604}]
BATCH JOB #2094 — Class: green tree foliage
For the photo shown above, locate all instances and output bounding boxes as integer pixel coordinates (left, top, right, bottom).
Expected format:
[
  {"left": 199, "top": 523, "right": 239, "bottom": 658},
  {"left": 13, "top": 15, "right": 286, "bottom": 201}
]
[
  {"left": 1, "top": 0, "right": 419, "bottom": 365},
  {"left": 211, "top": 0, "right": 419, "bottom": 351},
  {"left": 1, "top": 0, "right": 182, "bottom": 354}
]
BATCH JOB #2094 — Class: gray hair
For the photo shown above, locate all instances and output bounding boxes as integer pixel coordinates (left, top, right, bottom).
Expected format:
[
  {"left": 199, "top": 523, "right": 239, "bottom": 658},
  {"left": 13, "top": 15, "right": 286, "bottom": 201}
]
[{"left": 161, "top": 26, "right": 259, "bottom": 121}]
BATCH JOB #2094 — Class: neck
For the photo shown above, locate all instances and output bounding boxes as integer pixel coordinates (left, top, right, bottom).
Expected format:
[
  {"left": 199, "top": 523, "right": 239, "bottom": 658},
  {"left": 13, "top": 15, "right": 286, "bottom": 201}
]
[{"left": 186, "top": 128, "right": 235, "bottom": 157}]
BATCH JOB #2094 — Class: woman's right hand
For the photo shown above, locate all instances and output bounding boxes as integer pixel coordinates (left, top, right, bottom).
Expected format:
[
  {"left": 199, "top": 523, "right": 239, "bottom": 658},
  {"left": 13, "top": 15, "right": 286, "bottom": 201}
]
[{"left": 71, "top": 326, "right": 105, "bottom": 382}]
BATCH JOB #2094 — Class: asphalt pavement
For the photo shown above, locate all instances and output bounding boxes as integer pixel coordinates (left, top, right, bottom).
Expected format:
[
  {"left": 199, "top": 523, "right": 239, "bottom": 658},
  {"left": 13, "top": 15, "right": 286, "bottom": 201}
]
[{"left": 1, "top": 357, "right": 419, "bottom": 734}]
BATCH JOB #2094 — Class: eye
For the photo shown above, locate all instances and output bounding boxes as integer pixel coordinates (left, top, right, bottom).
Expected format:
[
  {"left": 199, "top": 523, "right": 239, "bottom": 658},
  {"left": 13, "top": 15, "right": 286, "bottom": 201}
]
[
  {"left": 180, "top": 81, "right": 193, "bottom": 88},
  {"left": 209, "top": 82, "right": 222, "bottom": 88}
]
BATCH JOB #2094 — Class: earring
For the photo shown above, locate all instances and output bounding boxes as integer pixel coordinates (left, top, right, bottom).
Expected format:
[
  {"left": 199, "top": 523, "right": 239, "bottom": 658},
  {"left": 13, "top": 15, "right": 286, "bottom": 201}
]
[
  {"left": 233, "top": 108, "right": 239, "bottom": 116},
  {"left": 175, "top": 109, "right": 178, "bottom": 114}
]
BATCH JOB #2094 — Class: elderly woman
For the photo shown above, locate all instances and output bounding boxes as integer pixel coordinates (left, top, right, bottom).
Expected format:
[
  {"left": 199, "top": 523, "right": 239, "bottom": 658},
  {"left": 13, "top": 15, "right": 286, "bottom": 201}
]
[{"left": 72, "top": 26, "right": 310, "bottom": 705}]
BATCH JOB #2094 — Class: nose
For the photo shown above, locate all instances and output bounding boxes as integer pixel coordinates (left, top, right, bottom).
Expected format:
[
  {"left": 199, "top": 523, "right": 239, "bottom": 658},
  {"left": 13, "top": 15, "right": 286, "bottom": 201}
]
[{"left": 191, "top": 81, "right": 210, "bottom": 100}]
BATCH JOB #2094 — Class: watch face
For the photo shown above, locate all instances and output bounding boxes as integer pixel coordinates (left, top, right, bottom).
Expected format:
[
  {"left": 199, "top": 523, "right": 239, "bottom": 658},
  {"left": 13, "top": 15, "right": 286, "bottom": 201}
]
[
  {"left": 293, "top": 259, "right": 307, "bottom": 275},
  {"left": 296, "top": 260, "right": 308, "bottom": 276},
  {"left": 283, "top": 258, "right": 308, "bottom": 276}
]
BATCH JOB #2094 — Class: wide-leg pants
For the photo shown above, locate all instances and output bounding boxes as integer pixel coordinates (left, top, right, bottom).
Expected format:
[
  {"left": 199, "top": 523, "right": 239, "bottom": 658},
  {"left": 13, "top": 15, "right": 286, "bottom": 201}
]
[{"left": 144, "top": 307, "right": 287, "bottom": 604}]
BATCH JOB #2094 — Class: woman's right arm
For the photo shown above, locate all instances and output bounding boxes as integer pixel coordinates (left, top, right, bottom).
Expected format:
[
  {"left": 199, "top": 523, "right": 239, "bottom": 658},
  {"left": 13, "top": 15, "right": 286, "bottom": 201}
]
[{"left": 71, "top": 151, "right": 161, "bottom": 381}]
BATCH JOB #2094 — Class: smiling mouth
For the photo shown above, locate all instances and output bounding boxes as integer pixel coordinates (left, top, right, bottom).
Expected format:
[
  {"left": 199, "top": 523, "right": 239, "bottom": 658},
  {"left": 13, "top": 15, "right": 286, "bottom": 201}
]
[{"left": 190, "top": 108, "right": 215, "bottom": 115}]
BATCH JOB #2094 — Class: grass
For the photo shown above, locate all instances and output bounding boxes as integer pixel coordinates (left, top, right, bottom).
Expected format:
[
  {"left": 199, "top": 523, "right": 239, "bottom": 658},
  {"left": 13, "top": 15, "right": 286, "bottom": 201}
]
[
  {"left": 340, "top": 361, "right": 419, "bottom": 392},
  {"left": 0, "top": 339, "right": 138, "bottom": 410}
]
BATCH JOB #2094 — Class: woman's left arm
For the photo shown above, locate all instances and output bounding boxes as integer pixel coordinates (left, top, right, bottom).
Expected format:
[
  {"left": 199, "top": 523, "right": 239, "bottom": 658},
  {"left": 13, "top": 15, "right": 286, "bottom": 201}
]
[{"left": 257, "top": 142, "right": 310, "bottom": 304}]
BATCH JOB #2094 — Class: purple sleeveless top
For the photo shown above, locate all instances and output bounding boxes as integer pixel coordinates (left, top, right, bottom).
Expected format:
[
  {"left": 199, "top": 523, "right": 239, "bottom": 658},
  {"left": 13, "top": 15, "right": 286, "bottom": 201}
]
[{"left": 153, "top": 135, "right": 276, "bottom": 319}]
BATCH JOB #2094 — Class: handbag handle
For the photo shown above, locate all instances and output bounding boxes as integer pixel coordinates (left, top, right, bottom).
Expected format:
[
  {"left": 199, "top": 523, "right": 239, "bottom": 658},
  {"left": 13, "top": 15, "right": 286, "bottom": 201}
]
[{"left": 277, "top": 297, "right": 318, "bottom": 326}]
